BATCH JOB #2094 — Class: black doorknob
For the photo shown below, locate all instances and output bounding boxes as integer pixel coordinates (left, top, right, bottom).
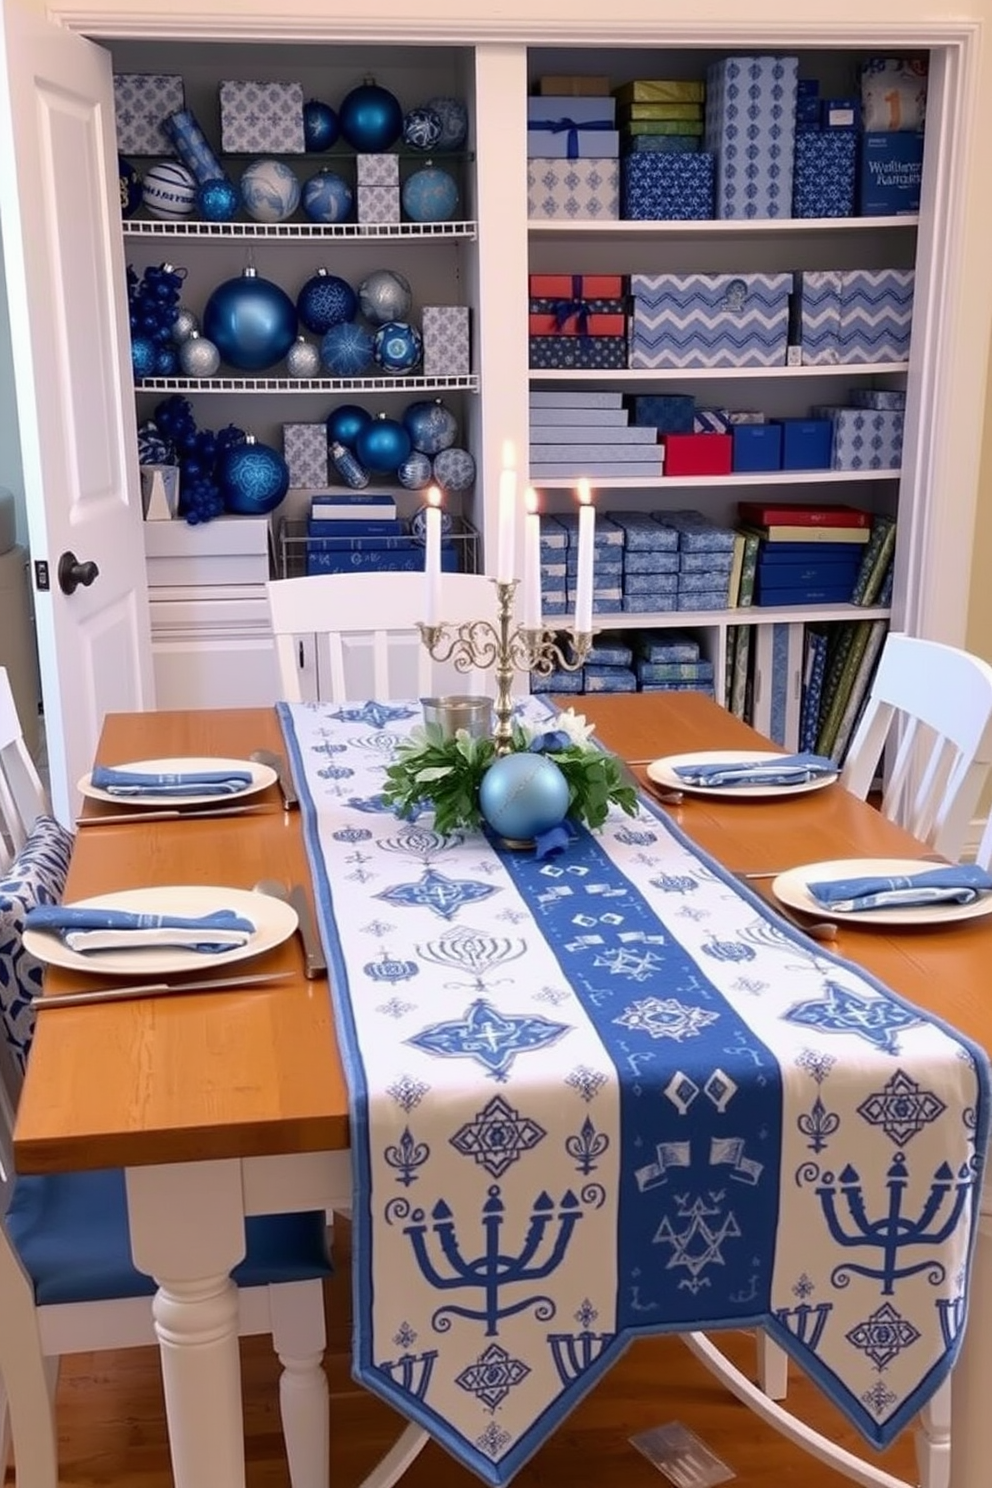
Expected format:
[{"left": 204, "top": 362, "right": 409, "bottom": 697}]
[{"left": 58, "top": 551, "right": 100, "bottom": 595}]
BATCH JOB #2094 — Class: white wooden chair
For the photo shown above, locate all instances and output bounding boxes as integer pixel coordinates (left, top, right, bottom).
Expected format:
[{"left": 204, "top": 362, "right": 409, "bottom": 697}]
[
  {"left": 265, "top": 570, "right": 502, "bottom": 703},
  {"left": 0, "top": 667, "right": 49, "bottom": 873}
]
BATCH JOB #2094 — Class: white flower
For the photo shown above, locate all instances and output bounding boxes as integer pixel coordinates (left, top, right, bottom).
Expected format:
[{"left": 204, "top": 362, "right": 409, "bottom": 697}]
[{"left": 553, "top": 708, "right": 597, "bottom": 748}]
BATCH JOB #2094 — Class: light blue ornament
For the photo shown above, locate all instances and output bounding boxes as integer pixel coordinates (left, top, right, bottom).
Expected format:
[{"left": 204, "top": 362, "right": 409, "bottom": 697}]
[
  {"left": 202, "top": 267, "right": 298, "bottom": 372},
  {"left": 403, "top": 398, "right": 458, "bottom": 455},
  {"left": 296, "top": 270, "right": 357, "bottom": 334},
  {"left": 396, "top": 451, "right": 434, "bottom": 490},
  {"left": 402, "top": 165, "right": 459, "bottom": 223},
  {"left": 239, "top": 158, "right": 301, "bottom": 223},
  {"left": 302, "top": 168, "right": 353, "bottom": 223},
  {"left": 355, "top": 415, "right": 412, "bottom": 473},
  {"left": 326, "top": 404, "right": 372, "bottom": 448},
  {"left": 320, "top": 322, "right": 374, "bottom": 377},
  {"left": 411, "top": 501, "right": 454, "bottom": 538},
  {"left": 339, "top": 80, "right": 403, "bottom": 152},
  {"left": 432, "top": 445, "right": 476, "bottom": 492},
  {"left": 303, "top": 99, "right": 339, "bottom": 152},
  {"left": 195, "top": 177, "right": 240, "bottom": 223},
  {"left": 479, "top": 754, "right": 570, "bottom": 842},
  {"left": 218, "top": 435, "right": 289, "bottom": 514},
  {"left": 403, "top": 107, "right": 443, "bottom": 151},
  {"left": 425, "top": 96, "right": 469, "bottom": 151},
  {"left": 372, "top": 321, "right": 423, "bottom": 373}
]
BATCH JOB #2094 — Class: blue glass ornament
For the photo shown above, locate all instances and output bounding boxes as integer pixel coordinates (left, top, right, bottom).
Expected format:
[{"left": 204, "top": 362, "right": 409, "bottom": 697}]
[
  {"left": 218, "top": 436, "right": 289, "bottom": 514},
  {"left": 432, "top": 445, "right": 476, "bottom": 492},
  {"left": 326, "top": 404, "right": 372, "bottom": 448},
  {"left": 195, "top": 177, "right": 240, "bottom": 223},
  {"left": 358, "top": 269, "right": 412, "bottom": 326},
  {"left": 202, "top": 267, "right": 298, "bottom": 372},
  {"left": 320, "top": 322, "right": 373, "bottom": 377},
  {"left": 338, "top": 80, "right": 403, "bottom": 152},
  {"left": 239, "top": 158, "right": 301, "bottom": 223},
  {"left": 354, "top": 415, "right": 412, "bottom": 473},
  {"left": 154, "top": 345, "right": 179, "bottom": 376},
  {"left": 411, "top": 502, "right": 454, "bottom": 540},
  {"left": 396, "top": 451, "right": 433, "bottom": 490},
  {"left": 479, "top": 754, "right": 570, "bottom": 842},
  {"left": 402, "top": 107, "right": 443, "bottom": 152},
  {"left": 296, "top": 270, "right": 356, "bottom": 335},
  {"left": 372, "top": 321, "right": 423, "bottom": 373},
  {"left": 403, "top": 398, "right": 458, "bottom": 455},
  {"left": 303, "top": 99, "right": 339, "bottom": 152},
  {"left": 329, "top": 441, "right": 370, "bottom": 489},
  {"left": 118, "top": 155, "right": 142, "bottom": 217},
  {"left": 302, "top": 169, "right": 352, "bottom": 223},
  {"left": 131, "top": 337, "right": 157, "bottom": 378},
  {"left": 425, "top": 96, "right": 469, "bottom": 151},
  {"left": 402, "top": 166, "right": 459, "bottom": 223}
]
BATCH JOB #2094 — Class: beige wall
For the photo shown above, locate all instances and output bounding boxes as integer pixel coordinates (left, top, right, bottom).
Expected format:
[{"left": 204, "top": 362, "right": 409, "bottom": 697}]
[{"left": 967, "top": 336, "right": 992, "bottom": 664}]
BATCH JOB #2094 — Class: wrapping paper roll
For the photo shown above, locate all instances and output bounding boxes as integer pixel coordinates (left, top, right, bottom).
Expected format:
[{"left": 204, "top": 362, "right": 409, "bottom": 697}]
[{"left": 163, "top": 109, "right": 225, "bottom": 186}]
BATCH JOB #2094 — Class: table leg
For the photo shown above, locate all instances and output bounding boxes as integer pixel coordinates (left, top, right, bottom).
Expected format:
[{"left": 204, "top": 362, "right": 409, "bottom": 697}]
[
  {"left": 949, "top": 1203, "right": 992, "bottom": 1488},
  {"left": 125, "top": 1159, "right": 248, "bottom": 1488}
]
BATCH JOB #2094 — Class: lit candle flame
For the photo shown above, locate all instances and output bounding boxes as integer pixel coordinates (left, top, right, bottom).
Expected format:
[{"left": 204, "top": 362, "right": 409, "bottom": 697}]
[
  {"left": 577, "top": 477, "right": 592, "bottom": 506},
  {"left": 427, "top": 484, "right": 442, "bottom": 508},
  {"left": 525, "top": 486, "right": 539, "bottom": 514}
]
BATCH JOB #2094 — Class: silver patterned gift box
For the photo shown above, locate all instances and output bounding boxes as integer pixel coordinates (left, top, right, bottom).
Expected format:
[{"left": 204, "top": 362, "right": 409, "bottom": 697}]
[
  {"left": 282, "top": 424, "right": 329, "bottom": 488},
  {"left": 113, "top": 74, "right": 185, "bottom": 155},
  {"left": 422, "top": 306, "right": 470, "bottom": 376},
  {"left": 356, "top": 154, "right": 400, "bottom": 186},
  {"left": 813, "top": 407, "right": 904, "bottom": 470},
  {"left": 219, "top": 80, "right": 306, "bottom": 154},
  {"left": 704, "top": 55, "right": 799, "bottom": 219},
  {"left": 527, "top": 158, "right": 620, "bottom": 220},
  {"left": 358, "top": 185, "right": 401, "bottom": 224}
]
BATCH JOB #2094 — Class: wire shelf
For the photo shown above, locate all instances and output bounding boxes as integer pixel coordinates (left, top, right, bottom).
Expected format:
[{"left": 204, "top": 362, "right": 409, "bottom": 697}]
[
  {"left": 123, "top": 219, "right": 477, "bottom": 241},
  {"left": 277, "top": 514, "right": 480, "bottom": 580},
  {"left": 135, "top": 374, "right": 479, "bottom": 394}
]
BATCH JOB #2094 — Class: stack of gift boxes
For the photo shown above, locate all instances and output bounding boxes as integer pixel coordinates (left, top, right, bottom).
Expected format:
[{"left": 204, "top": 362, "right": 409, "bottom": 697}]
[
  {"left": 528, "top": 276, "right": 630, "bottom": 375},
  {"left": 532, "top": 628, "right": 717, "bottom": 697},
  {"left": 529, "top": 388, "right": 664, "bottom": 477},
  {"left": 526, "top": 83, "right": 620, "bottom": 222},
  {"left": 615, "top": 78, "right": 715, "bottom": 221}
]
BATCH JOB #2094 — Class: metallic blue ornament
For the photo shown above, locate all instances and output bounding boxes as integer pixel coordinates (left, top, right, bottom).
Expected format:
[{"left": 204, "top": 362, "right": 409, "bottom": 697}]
[
  {"left": 396, "top": 451, "right": 433, "bottom": 490},
  {"left": 118, "top": 155, "right": 142, "bottom": 217},
  {"left": 202, "top": 267, "right": 298, "bottom": 372},
  {"left": 338, "top": 80, "right": 403, "bottom": 152},
  {"left": 479, "top": 754, "right": 570, "bottom": 842},
  {"left": 403, "top": 398, "right": 458, "bottom": 455},
  {"left": 403, "top": 107, "right": 443, "bottom": 151},
  {"left": 296, "top": 270, "right": 357, "bottom": 335},
  {"left": 425, "top": 96, "right": 469, "bottom": 151},
  {"left": 326, "top": 404, "right": 372, "bottom": 448},
  {"left": 372, "top": 321, "right": 423, "bottom": 373},
  {"left": 411, "top": 501, "right": 454, "bottom": 540},
  {"left": 402, "top": 166, "right": 459, "bottom": 223},
  {"left": 354, "top": 415, "right": 412, "bottom": 473},
  {"left": 218, "top": 436, "right": 289, "bottom": 514},
  {"left": 154, "top": 345, "right": 179, "bottom": 375},
  {"left": 320, "top": 322, "right": 373, "bottom": 377},
  {"left": 432, "top": 445, "right": 476, "bottom": 492},
  {"left": 131, "top": 336, "right": 157, "bottom": 378},
  {"left": 303, "top": 99, "right": 339, "bottom": 152},
  {"left": 302, "top": 169, "right": 352, "bottom": 223},
  {"left": 195, "top": 176, "right": 240, "bottom": 223}
]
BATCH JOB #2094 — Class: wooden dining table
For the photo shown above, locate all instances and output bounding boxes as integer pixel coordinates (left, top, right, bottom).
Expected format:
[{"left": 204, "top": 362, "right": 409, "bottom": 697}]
[{"left": 14, "top": 692, "right": 992, "bottom": 1488}]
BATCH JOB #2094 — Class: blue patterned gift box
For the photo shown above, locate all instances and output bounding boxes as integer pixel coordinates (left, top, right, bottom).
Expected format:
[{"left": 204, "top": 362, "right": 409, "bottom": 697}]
[
  {"left": 529, "top": 335, "right": 627, "bottom": 370},
  {"left": 583, "top": 665, "right": 637, "bottom": 691},
  {"left": 623, "top": 549, "right": 680, "bottom": 575},
  {"left": 219, "top": 80, "right": 306, "bottom": 154},
  {"left": 792, "top": 130, "right": 856, "bottom": 218},
  {"left": 586, "top": 636, "right": 634, "bottom": 666},
  {"left": 623, "top": 134, "right": 701, "bottom": 154},
  {"left": 623, "top": 592, "right": 678, "bottom": 613},
  {"left": 652, "top": 508, "right": 737, "bottom": 552},
  {"left": 113, "top": 74, "right": 185, "bottom": 155},
  {"left": 539, "top": 515, "right": 568, "bottom": 550},
  {"left": 851, "top": 389, "right": 907, "bottom": 411},
  {"left": 607, "top": 511, "right": 680, "bottom": 552},
  {"left": 676, "top": 588, "right": 732, "bottom": 610},
  {"left": 814, "top": 407, "right": 904, "bottom": 471},
  {"left": 527, "top": 158, "right": 620, "bottom": 220},
  {"left": 620, "top": 152, "right": 715, "bottom": 220},
  {"left": 624, "top": 572, "right": 678, "bottom": 596},
  {"left": 680, "top": 549, "right": 735, "bottom": 575},
  {"left": 630, "top": 273, "right": 791, "bottom": 368},
  {"left": 629, "top": 394, "right": 695, "bottom": 432},
  {"left": 527, "top": 95, "right": 619, "bottom": 159},
  {"left": 555, "top": 511, "right": 623, "bottom": 549},
  {"left": 358, "top": 186, "right": 400, "bottom": 224},
  {"left": 635, "top": 630, "right": 701, "bottom": 661},
  {"left": 356, "top": 154, "right": 400, "bottom": 186},
  {"left": 704, "top": 55, "right": 799, "bottom": 219},
  {"left": 799, "top": 270, "right": 915, "bottom": 365},
  {"left": 531, "top": 666, "right": 583, "bottom": 691}
]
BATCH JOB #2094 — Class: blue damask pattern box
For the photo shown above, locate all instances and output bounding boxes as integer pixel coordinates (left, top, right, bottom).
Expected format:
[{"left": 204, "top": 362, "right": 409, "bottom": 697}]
[
  {"left": 798, "top": 270, "right": 915, "bottom": 365},
  {"left": 606, "top": 512, "right": 680, "bottom": 552},
  {"left": 584, "top": 666, "right": 637, "bottom": 692},
  {"left": 219, "top": 80, "right": 306, "bottom": 154},
  {"left": 114, "top": 74, "right": 185, "bottom": 155},
  {"left": 704, "top": 55, "right": 799, "bottom": 219},
  {"left": 792, "top": 130, "right": 856, "bottom": 218},
  {"left": 624, "top": 550, "right": 680, "bottom": 574},
  {"left": 629, "top": 395, "right": 695, "bottom": 432},
  {"left": 622, "top": 593, "right": 678, "bottom": 613},
  {"left": 624, "top": 572, "right": 678, "bottom": 596},
  {"left": 652, "top": 508, "right": 737, "bottom": 552},
  {"left": 630, "top": 273, "right": 791, "bottom": 368},
  {"left": 620, "top": 153, "right": 715, "bottom": 220},
  {"left": 529, "top": 335, "right": 627, "bottom": 369},
  {"left": 823, "top": 408, "right": 904, "bottom": 470},
  {"left": 527, "top": 158, "right": 620, "bottom": 220}
]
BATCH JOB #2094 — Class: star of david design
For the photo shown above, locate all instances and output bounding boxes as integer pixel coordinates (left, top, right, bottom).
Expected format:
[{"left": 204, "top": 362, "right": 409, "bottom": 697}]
[
  {"left": 846, "top": 1302, "right": 921, "bottom": 1370},
  {"left": 376, "top": 869, "right": 498, "bottom": 921},
  {"left": 406, "top": 999, "right": 571, "bottom": 1081},
  {"left": 592, "top": 946, "right": 665, "bottom": 981},
  {"left": 654, "top": 1195, "right": 742, "bottom": 1293},
  {"left": 862, "top": 1380, "right": 898, "bottom": 1417},
  {"left": 450, "top": 1094, "right": 547, "bottom": 1177},
  {"left": 783, "top": 980, "right": 924, "bottom": 1055},
  {"left": 857, "top": 1069, "right": 947, "bottom": 1146},
  {"left": 615, "top": 997, "right": 719, "bottom": 1042},
  {"left": 328, "top": 700, "right": 418, "bottom": 730},
  {"left": 476, "top": 1422, "right": 512, "bottom": 1458},
  {"left": 456, "top": 1343, "right": 531, "bottom": 1412}
]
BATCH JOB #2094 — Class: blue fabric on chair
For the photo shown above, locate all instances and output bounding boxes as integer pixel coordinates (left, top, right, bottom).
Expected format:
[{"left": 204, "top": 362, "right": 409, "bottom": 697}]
[
  {"left": 6, "top": 1168, "right": 333, "bottom": 1305},
  {"left": 90, "top": 765, "right": 253, "bottom": 796},
  {"left": 807, "top": 863, "right": 992, "bottom": 912},
  {"left": 0, "top": 815, "right": 74, "bottom": 1072}
]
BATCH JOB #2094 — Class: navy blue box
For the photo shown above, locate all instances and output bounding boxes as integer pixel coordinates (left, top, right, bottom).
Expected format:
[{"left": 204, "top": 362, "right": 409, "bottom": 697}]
[
  {"left": 629, "top": 394, "right": 695, "bottom": 433},
  {"left": 777, "top": 418, "right": 834, "bottom": 470},
  {"left": 306, "top": 545, "right": 458, "bottom": 575},
  {"left": 754, "top": 579, "right": 857, "bottom": 605},
  {"left": 859, "top": 132, "right": 924, "bottom": 216},
  {"left": 758, "top": 541, "right": 864, "bottom": 566},
  {"left": 621, "top": 151, "right": 715, "bottom": 221},
  {"left": 792, "top": 130, "right": 856, "bottom": 218},
  {"left": 732, "top": 423, "right": 782, "bottom": 473}
]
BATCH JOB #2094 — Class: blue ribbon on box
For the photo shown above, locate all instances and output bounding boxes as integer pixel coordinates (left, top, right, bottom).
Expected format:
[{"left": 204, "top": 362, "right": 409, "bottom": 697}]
[
  {"left": 551, "top": 298, "right": 590, "bottom": 333},
  {"left": 529, "top": 116, "right": 614, "bottom": 160}
]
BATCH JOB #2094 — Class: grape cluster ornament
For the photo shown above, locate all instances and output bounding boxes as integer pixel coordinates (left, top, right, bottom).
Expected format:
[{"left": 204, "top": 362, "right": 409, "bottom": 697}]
[
  {"left": 127, "top": 262, "right": 186, "bottom": 380},
  {"left": 150, "top": 395, "right": 246, "bottom": 526}
]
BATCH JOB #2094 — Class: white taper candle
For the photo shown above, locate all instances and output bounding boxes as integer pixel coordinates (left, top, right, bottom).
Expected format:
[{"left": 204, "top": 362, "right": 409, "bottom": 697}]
[
  {"left": 424, "top": 485, "right": 443, "bottom": 626},
  {"left": 574, "top": 479, "right": 595, "bottom": 634},
  {"left": 523, "top": 487, "right": 541, "bottom": 629}
]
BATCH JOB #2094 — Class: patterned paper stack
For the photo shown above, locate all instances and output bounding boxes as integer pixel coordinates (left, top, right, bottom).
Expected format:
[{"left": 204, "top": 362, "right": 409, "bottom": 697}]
[
  {"left": 705, "top": 55, "right": 799, "bottom": 219},
  {"left": 528, "top": 386, "right": 661, "bottom": 477},
  {"left": 613, "top": 78, "right": 714, "bottom": 220},
  {"left": 631, "top": 629, "right": 716, "bottom": 695},
  {"left": 652, "top": 509, "right": 738, "bottom": 611}
]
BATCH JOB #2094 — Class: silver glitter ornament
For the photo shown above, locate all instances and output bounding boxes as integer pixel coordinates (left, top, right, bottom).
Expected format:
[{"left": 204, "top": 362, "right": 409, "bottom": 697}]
[
  {"left": 178, "top": 330, "right": 220, "bottom": 378},
  {"left": 171, "top": 305, "right": 200, "bottom": 344},
  {"left": 286, "top": 335, "right": 322, "bottom": 379},
  {"left": 358, "top": 269, "right": 413, "bottom": 326}
]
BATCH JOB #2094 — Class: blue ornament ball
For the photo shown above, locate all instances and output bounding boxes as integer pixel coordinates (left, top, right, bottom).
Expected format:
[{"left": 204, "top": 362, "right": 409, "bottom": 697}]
[
  {"left": 326, "top": 404, "right": 372, "bottom": 448},
  {"left": 402, "top": 107, "right": 443, "bottom": 151},
  {"left": 396, "top": 451, "right": 434, "bottom": 490},
  {"left": 296, "top": 271, "right": 357, "bottom": 335},
  {"left": 142, "top": 161, "right": 197, "bottom": 220},
  {"left": 239, "top": 158, "right": 301, "bottom": 223},
  {"left": 410, "top": 502, "right": 454, "bottom": 541},
  {"left": 425, "top": 96, "right": 469, "bottom": 151},
  {"left": 338, "top": 81, "right": 403, "bottom": 152},
  {"left": 195, "top": 176, "right": 240, "bottom": 223},
  {"left": 433, "top": 445, "right": 476, "bottom": 491},
  {"left": 155, "top": 345, "right": 179, "bottom": 376},
  {"left": 130, "top": 336, "right": 158, "bottom": 378},
  {"left": 118, "top": 155, "right": 142, "bottom": 217},
  {"left": 478, "top": 754, "right": 570, "bottom": 842},
  {"left": 303, "top": 99, "right": 339, "bottom": 152},
  {"left": 302, "top": 169, "right": 353, "bottom": 223},
  {"left": 218, "top": 438, "right": 290, "bottom": 515},
  {"left": 402, "top": 166, "right": 459, "bottom": 223},
  {"left": 320, "top": 322, "right": 374, "bottom": 377},
  {"left": 372, "top": 320, "right": 423, "bottom": 373},
  {"left": 403, "top": 398, "right": 458, "bottom": 455},
  {"left": 354, "top": 416, "right": 412, "bottom": 473},
  {"left": 202, "top": 269, "right": 298, "bottom": 372}
]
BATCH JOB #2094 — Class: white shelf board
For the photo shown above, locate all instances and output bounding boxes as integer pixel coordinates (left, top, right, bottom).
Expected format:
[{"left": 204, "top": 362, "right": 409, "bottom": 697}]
[
  {"left": 530, "top": 364, "right": 910, "bottom": 382},
  {"left": 531, "top": 470, "right": 900, "bottom": 489},
  {"left": 528, "top": 215, "right": 919, "bottom": 238},
  {"left": 554, "top": 604, "right": 892, "bottom": 631}
]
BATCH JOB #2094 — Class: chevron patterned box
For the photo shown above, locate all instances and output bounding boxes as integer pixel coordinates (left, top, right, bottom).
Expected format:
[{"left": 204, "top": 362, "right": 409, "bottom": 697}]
[
  {"left": 792, "top": 130, "right": 856, "bottom": 218},
  {"left": 527, "top": 158, "right": 620, "bottom": 220},
  {"left": 620, "top": 152, "right": 715, "bottom": 220},
  {"left": 704, "top": 55, "right": 799, "bottom": 219},
  {"left": 820, "top": 408, "right": 904, "bottom": 470},
  {"left": 798, "top": 270, "right": 915, "bottom": 365},
  {"left": 629, "top": 272, "right": 792, "bottom": 368}
]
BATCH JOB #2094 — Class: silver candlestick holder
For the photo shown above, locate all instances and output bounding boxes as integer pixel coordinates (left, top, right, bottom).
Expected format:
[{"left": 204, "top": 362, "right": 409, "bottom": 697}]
[{"left": 418, "top": 579, "right": 593, "bottom": 754}]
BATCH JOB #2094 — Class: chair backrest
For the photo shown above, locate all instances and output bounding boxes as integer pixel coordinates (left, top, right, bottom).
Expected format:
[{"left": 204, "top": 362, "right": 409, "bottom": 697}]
[
  {"left": 0, "top": 666, "right": 49, "bottom": 872},
  {"left": 839, "top": 632, "right": 992, "bottom": 859},
  {"left": 266, "top": 571, "right": 505, "bottom": 703}
]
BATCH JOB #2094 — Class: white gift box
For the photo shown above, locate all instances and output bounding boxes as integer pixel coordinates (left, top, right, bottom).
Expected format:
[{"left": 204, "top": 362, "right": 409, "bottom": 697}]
[
  {"left": 356, "top": 153, "right": 400, "bottom": 186},
  {"left": 113, "top": 74, "right": 185, "bottom": 156},
  {"left": 282, "top": 424, "right": 329, "bottom": 488},
  {"left": 527, "top": 158, "right": 619, "bottom": 221},
  {"left": 219, "top": 80, "right": 306, "bottom": 154},
  {"left": 358, "top": 185, "right": 401, "bottom": 224},
  {"left": 422, "top": 306, "right": 470, "bottom": 376}
]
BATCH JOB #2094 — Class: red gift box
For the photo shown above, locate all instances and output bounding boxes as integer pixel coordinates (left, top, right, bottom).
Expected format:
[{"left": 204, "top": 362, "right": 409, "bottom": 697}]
[
  {"left": 662, "top": 433, "right": 733, "bottom": 477},
  {"left": 528, "top": 273, "right": 626, "bottom": 299},
  {"left": 528, "top": 312, "right": 627, "bottom": 337}
]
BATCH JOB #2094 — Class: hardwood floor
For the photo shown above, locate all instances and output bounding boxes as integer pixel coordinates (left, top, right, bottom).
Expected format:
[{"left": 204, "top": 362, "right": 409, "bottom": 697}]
[{"left": 25, "top": 1219, "right": 921, "bottom": 1488}]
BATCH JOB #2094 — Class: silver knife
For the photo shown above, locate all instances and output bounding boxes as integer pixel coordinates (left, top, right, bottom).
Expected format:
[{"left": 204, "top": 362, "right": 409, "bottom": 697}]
[
  {"left": 288, "top": 884, "right": 326, "bottom": 979},
  {"left": 76, "top": 804, "right": 275, "bottom": 826},
  {"left": 33, "top": 971, "right": 291, "bottom": 1009},
  {"left": 250, "top": 748, "right": 298, "bottom": 810}
]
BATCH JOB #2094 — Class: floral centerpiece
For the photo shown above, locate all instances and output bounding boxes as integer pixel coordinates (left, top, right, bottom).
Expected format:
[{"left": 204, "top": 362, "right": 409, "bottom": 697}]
[{"left": 381, "top": 707, "right": 638, "bottom": 839}]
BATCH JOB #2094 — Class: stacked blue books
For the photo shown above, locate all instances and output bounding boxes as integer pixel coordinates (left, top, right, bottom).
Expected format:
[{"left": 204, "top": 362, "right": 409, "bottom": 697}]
[
  {"left": 632, "top": 630, "right": 715, "bottom": 697},
  {"left": 305, "top": 492, "right": 458, "bottom": 575},
  {"left": 529, "top": 390, "right": 662, "bottom": 480},
  {"left": 753, "top": 541, "right": 863, "bottom": 605},
  {"left": 652, "top": 510, "right": 737, "bottom": 610}
]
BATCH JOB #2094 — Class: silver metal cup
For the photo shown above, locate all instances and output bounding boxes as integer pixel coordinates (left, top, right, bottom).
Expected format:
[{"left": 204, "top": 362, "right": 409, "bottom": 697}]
[{"left": 421, "top": 695, "right": 494, "bottom": 739}]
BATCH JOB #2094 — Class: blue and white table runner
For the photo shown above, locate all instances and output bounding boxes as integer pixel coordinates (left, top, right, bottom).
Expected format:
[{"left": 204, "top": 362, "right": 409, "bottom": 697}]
[{"left": 278, "top": 698, "right": 990, "bottom": 1485}]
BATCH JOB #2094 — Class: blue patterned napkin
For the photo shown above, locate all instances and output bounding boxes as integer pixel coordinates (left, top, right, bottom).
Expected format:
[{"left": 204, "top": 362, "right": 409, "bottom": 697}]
[
  {"left": 806, "top": 864, "right": 992, "bottom": 912},
  {"left": 672, "top": 752, "right": 836, "bottom": 787},
  {"left": 91, "top": 765, "right": 253, "bottom": 797},
  {"left": 25, "top": 905, "right": 256, "bottom": 953}
]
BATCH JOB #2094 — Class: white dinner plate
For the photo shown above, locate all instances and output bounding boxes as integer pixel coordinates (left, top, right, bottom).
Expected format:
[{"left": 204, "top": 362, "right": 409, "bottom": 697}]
[
  {"left": 78, "top": 756, "right": 277, "bottom": 808},
  {"left": 772, "top": 857, "right": 992, "bottom": 928},
  {"left": 23, "top": 885, "right": 298, "bottom": 977},
  {"left": 646, "top": 749, "right": 839, "bottom": 800}
]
